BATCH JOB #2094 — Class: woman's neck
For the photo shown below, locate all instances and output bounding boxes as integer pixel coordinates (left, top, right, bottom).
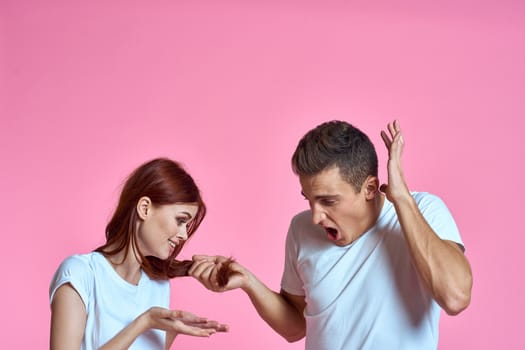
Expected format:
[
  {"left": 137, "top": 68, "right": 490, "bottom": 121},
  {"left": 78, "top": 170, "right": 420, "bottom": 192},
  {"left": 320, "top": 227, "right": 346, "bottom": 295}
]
[{"left": 104, "top": 245, "right": 143, "bottom": 285}]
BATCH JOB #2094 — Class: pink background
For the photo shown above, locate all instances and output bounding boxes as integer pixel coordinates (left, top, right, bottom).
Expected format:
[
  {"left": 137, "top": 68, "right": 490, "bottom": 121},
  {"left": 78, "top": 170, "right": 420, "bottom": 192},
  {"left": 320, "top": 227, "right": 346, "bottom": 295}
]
[{"left": 2, "top": 0, "right": 524, "bottom": 348}]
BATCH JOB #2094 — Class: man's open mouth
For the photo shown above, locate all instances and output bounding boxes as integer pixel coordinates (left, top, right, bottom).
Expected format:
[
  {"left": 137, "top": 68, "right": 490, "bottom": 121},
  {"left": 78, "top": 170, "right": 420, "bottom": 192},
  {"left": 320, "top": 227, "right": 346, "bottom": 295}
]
[{"left": 325, "top": 227, "right": 338, "bottom": 240}]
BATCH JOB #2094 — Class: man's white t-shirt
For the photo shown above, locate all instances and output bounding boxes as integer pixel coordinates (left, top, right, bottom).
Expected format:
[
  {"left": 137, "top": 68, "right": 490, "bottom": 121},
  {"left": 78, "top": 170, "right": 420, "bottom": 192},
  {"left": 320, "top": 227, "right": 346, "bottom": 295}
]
[
  {"left": 50, "top": 252, "right": 170, "bottom": 350},
  {"left": 281, "top": 192, "right": 463, "bottom": 350}
]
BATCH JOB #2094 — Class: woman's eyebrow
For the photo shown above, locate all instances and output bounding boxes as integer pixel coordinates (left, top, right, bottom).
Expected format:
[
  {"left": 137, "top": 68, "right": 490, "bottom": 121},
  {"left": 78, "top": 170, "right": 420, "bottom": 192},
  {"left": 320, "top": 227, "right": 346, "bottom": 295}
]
[{"left": 179, "top": 212, "right": 193, "bottom": 219}]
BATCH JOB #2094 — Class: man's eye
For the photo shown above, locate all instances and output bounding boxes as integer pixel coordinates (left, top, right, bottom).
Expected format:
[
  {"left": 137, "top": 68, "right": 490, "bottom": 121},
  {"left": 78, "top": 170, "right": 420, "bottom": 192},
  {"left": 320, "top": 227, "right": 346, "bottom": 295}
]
[{"left": 322, "top": 200, "right": 337, "bottom": 206}]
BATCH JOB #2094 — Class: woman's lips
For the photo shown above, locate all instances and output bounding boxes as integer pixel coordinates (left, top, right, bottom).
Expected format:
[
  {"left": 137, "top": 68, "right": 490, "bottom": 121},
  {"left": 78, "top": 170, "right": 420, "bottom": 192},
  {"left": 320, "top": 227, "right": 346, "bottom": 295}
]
[{"left": 168, "top": 239, "right": 177, "bottom": 253}]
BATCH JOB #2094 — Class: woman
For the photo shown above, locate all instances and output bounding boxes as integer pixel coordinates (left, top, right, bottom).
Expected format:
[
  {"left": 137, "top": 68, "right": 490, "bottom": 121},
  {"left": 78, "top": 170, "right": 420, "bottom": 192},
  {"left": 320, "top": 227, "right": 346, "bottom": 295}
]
[{"left": 50, "top": 158, "right": 228, "bottom": 349}]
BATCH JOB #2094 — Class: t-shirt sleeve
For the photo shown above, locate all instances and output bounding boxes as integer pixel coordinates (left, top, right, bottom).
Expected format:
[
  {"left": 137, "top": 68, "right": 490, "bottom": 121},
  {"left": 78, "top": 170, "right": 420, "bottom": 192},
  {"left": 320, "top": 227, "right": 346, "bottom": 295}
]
[
  {"left": 49, "top": 255, "right": 94, "bottom": 309},
  {"left": 416, "top": 192, "right": 465, "bottom": 250},
  {"left": 280, "top": 217, "right": 305, "bottom": 296}
]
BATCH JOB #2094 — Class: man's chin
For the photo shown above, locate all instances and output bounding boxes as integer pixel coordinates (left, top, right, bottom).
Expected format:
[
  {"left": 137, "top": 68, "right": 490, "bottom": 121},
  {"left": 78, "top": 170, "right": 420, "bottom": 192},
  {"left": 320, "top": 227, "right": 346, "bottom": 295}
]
[{"left": 334, "top": 239, "right": 351, "bottom": 247}]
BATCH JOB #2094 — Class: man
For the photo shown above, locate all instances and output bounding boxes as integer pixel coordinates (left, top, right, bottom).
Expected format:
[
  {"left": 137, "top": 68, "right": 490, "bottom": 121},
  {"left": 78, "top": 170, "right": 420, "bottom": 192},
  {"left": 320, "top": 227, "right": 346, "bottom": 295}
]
[{"left": 189, "top": 120, "right": 472, "bottom": 349}]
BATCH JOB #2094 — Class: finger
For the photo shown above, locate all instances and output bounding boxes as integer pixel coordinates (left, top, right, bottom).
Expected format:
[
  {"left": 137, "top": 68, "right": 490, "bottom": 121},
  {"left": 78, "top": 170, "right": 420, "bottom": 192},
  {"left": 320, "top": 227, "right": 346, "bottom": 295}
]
[
  {"left": 198, "top": 262, "right": 216, "bottom": 278},
  {"left": 397, "top": 130, "right": 404, "bottom": 145},
  {"left": 187, "top": 259, "right": 204, "bottom": 275},
  {"left": 204, "top": 264, "right": 219, "bottom": 286},
  {"left": 390, "top": 131, "right": 405, "bottom": 152},
  {"left": 210, "top": 262, "right": 220, "bottom": 288},
  {"left": 393, "top": 120, "right": 404, "bottom": 142},
  {"left": 393, "top": 119, "right": 401, "bottom": 132},
  {"left": 187, "top": 320, "right": 219, "bottom": 328},
  {"left": 193, "top": 255, "right": 230, "bottom": 265},
  {"left": 172, "top": 321, "right": 217, "bottom": 337},
  {"left": 153, "top": 307, "right": 174, "bottom": 319},
  {"left": 167, "top": 309, "right": 187, "bottom": 320},
  {"left": 170, "top": 310, "right": 208, "bottom": 323},
  {"left": 380, "top": 130, "right": 392, "bottom": 148},
  {"left": 388, "top": 121, "right": 396, "bottom": 139},
  {"left": 149, "top": 309, "right": 175, "bottom": 324},
  {"left": 192, "top": 255, "right": 216, "bottom": 262},
  {"left": 191, "top": 262, "right": 216, "bottom": 288},
  {"left": 223, "top": 259, "right": 245, "bottom": 274},
  {"left": 214, "top": 256, "right": 231, "bottom": 264},
  {"left": 215, "top": 323, "right": 229, "bottom": 332},
  {"left": 207, "top": 321, "right": 229, "bottom": 332},
  {"left": 188, "top": 259, "right": 214, "bottom": 276},
  {"left": 187, "top": 320, "right": 230, "bottom": 332}
]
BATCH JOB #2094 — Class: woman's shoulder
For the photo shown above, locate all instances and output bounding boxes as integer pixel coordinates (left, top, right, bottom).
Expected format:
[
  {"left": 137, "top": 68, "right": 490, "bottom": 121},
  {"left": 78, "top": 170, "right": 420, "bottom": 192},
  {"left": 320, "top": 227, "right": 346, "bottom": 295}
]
[
  {"left": 56, "top": 252, "right": 105, "bottom": 274},
  {"left": 50, "top": 252, "right": 102, "bottom": 303}
]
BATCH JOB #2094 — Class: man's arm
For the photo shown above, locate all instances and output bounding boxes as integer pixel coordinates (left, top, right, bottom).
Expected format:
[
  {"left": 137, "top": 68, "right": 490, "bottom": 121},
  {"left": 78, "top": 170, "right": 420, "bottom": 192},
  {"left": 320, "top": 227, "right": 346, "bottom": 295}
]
[
  {"left": 190, "top": 255, "right": 306, "bottom": 342},
  {"left": 380, "top": 120, "right": 473, "bottom": 315},
  {"left": 388, "top": 195, "right": 472, "bottom": 315}
]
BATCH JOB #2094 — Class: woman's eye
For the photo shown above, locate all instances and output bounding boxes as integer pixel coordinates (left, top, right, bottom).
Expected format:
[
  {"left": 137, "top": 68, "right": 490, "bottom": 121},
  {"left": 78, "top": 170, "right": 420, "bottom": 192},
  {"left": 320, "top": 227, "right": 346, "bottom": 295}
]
[{"left": 176, "top": 218, "right": 187, "bottom": 225}]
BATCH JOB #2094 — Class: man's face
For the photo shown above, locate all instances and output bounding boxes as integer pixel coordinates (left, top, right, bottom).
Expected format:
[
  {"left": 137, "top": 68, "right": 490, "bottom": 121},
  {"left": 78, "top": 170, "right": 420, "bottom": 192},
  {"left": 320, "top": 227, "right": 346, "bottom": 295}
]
[{"left": 300, "top": 166, "right": 371, "bottom": 246}]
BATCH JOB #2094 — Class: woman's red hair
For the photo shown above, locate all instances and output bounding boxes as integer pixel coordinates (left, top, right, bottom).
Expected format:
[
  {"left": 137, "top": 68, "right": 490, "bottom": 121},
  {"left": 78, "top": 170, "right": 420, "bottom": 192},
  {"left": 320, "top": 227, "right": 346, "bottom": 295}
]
[{"left": 95, "top": 158, "right": 206, "bottom": 280}]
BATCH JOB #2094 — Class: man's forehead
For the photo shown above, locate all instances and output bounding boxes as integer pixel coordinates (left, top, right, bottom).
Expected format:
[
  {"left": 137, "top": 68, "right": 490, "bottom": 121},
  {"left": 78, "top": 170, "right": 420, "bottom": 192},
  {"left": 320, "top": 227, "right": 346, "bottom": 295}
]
[{"left": 299, "top": 168, "right": 345, "bottom": 194}]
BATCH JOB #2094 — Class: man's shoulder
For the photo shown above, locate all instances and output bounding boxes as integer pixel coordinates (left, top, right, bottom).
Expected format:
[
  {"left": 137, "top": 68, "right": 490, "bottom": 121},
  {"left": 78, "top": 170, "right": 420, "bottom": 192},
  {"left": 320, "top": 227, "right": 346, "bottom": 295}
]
[
  {"left": 291, "top": 209, "right": 312, "bottom": 225},
  {"left": 411, "top": 191, "right": 446, "bottom": 208},
  {"left": 289, "top": 210, "right": 322, "bottom": 238}
]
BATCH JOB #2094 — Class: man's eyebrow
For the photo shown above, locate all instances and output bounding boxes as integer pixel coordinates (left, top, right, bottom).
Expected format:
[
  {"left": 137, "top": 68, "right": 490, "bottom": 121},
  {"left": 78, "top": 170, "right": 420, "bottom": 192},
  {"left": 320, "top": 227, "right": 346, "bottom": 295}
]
[
  {"left": 301, "top": 191, "right": 339, "bottom": 200},
  {"left": 314, "top": 194, "right": 339, "bottom": 200}
]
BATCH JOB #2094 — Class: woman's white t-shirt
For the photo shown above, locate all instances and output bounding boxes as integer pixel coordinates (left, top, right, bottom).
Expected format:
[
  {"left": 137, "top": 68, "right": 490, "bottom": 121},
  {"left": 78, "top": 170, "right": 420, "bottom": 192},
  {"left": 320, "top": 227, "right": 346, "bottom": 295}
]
[{"left": 50, "top": 252, "right": 170, "bottom": 349}]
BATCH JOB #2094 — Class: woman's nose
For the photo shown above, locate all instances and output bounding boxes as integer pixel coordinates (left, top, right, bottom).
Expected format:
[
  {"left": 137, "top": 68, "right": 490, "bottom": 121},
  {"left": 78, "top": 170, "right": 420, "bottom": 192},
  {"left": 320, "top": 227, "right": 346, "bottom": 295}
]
[{"left": 176, "top": 226, "right": 188, "bottom": 241}]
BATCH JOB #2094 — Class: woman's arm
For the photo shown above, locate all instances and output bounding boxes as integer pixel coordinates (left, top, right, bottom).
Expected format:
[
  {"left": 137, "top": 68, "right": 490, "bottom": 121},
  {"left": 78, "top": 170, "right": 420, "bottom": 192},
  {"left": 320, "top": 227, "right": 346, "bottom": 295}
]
[
  {"left": 50, "top": 284, "right": 228, "bottom": 350},
  {"left": 99, "top": 308, "right": 226, "bottom": 350},
  {"left": 50, "top": 284, "right": 87, "bottom": 350}
]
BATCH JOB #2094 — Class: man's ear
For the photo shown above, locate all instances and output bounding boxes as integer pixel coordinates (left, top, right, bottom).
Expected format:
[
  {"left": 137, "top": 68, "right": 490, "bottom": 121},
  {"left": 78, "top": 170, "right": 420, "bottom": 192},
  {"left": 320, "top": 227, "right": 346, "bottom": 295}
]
[
  {"left": 363, "top": 176, "right": 379, "bottom": 200},
  {"left": 136, "top": 196, "right": 152, "bottom": 221}
]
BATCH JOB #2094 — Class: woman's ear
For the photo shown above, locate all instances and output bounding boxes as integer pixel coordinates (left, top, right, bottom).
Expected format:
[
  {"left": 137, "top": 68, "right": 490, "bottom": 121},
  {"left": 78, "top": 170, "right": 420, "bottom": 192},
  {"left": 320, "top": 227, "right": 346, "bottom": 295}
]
[
  {"left": 363, "top": 176, "right": 379, "bottom": 200},
  {"left": 136, "top": 196, "right": 152, "bottom": 221}
]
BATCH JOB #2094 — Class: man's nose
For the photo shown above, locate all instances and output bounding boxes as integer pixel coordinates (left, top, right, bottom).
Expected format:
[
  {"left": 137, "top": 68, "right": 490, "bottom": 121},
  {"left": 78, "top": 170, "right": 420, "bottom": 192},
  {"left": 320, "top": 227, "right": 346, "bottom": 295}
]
[{"left": 311, "top": 205, "right": 326, "bottom": 225}]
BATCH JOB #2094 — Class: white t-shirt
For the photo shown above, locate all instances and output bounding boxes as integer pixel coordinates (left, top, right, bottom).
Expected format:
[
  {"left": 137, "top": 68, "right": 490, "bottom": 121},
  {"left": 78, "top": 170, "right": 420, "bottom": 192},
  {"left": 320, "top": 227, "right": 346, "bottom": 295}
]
[
  {"left": 49, "top": 252, "right": 170, "bottom": 350},
  {"left": 281, "top": 192, "right": 463, "bottom": 350}
]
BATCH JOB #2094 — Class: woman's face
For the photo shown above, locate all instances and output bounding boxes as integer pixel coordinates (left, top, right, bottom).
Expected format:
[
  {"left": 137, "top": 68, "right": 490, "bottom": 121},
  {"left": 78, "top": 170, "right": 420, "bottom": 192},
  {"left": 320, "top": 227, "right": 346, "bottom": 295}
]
[{"left": 137, "top": 201, "right": 199, "bottom": 260}]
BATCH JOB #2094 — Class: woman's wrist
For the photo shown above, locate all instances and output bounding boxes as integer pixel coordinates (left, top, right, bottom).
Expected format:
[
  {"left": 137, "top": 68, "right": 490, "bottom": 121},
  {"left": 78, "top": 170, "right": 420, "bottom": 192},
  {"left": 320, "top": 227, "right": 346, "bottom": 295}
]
[{"left": 136, "top": 310, "right": 152, "bottom": 333}]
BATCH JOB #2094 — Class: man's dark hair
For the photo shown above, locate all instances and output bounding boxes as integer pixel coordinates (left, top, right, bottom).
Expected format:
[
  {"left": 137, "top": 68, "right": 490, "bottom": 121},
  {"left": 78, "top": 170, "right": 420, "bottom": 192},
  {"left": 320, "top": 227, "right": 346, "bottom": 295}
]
[{"left": 291, "top": 120, "right": 378, "bottom": 192}]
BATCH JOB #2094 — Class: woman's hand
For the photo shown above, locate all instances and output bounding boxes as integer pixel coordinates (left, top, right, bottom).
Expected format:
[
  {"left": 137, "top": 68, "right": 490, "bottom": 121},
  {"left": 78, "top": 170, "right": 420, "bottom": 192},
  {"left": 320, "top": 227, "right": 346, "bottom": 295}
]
[{"left": 142, "top": 307, "right": 229, "bottom": 337}]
